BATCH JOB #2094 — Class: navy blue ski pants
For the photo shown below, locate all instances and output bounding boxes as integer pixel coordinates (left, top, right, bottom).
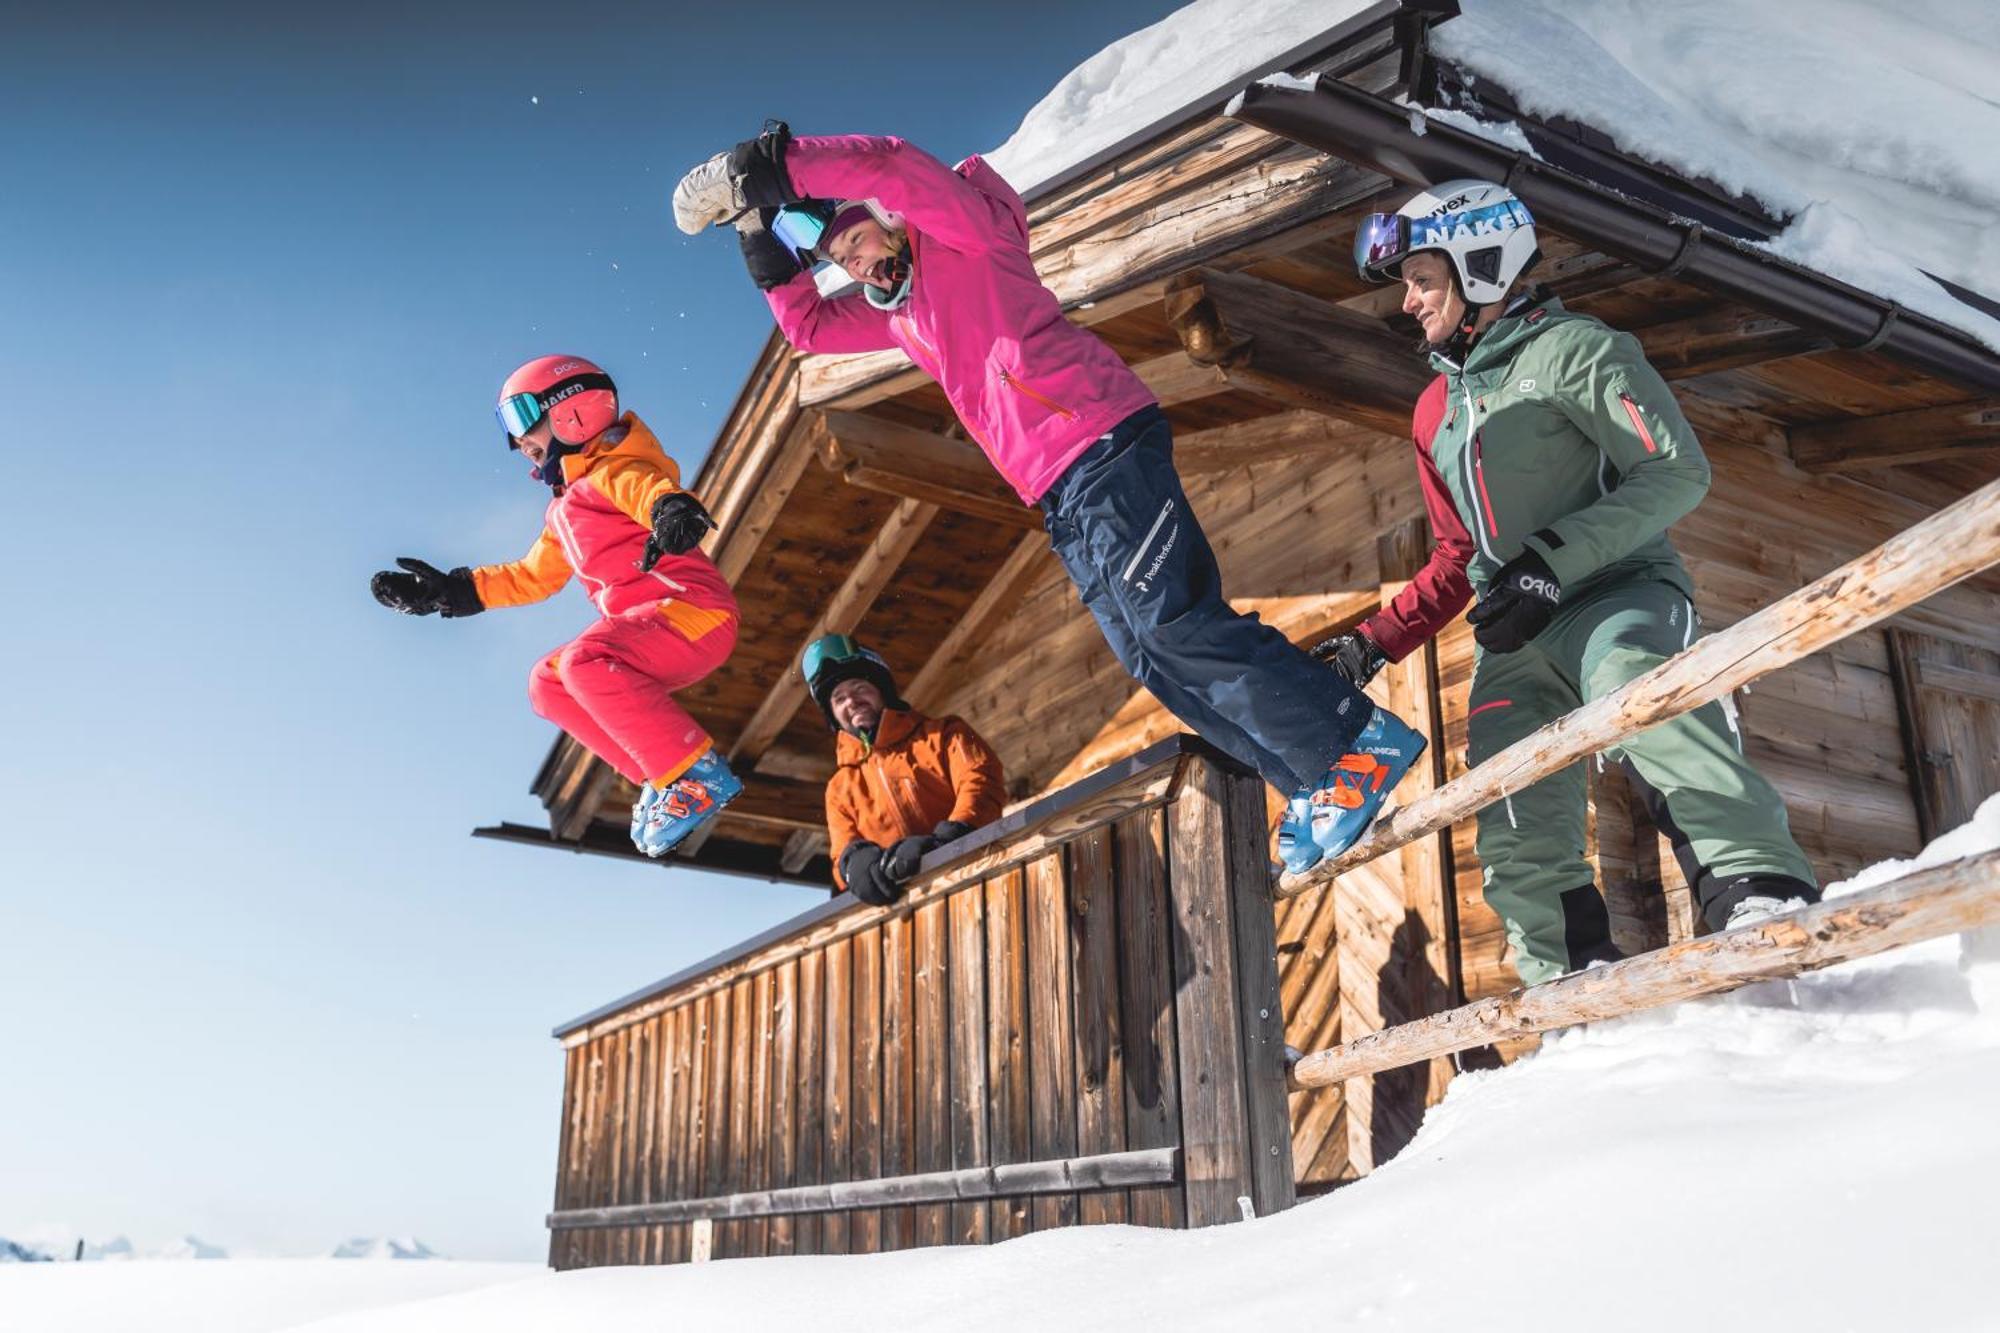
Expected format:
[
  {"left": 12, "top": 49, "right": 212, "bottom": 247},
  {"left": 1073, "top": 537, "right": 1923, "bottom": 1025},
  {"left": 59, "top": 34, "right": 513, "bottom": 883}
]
[{"left": 1038, "top": 407, "right": 1370, "bottom": 793}]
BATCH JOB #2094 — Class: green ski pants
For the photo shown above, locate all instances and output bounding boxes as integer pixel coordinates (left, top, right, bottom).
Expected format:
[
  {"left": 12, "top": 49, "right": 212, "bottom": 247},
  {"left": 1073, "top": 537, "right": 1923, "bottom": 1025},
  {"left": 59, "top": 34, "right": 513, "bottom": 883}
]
[{"left": 1466, "top": 578, "right": 1816, "bottom": 985}]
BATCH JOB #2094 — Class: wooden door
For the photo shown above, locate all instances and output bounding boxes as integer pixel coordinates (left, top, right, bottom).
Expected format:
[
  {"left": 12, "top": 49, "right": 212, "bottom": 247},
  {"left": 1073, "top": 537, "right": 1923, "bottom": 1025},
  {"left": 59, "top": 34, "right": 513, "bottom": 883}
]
[{"left": 1890, "top": 629, "right": 2000, "bottom": 842}]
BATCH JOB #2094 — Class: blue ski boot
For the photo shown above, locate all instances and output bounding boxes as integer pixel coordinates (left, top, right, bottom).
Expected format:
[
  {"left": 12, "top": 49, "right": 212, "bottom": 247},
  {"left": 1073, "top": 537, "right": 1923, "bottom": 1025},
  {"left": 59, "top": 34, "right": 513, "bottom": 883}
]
[
  {"left": 638, "top": 748, "right": 744, "bottom": 858},
  {"left": 1281, "top": 705, "right": 1427, "bottom": 874},
  {"left": 629, "top": 782, "right": 662, "bottom": 853}
]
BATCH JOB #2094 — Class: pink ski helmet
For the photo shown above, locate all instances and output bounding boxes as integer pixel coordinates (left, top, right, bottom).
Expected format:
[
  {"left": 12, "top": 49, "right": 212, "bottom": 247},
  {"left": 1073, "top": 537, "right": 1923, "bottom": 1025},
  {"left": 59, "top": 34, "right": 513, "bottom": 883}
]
[{"left": 496, "top": 355, "right": 619, "bottom": 448}]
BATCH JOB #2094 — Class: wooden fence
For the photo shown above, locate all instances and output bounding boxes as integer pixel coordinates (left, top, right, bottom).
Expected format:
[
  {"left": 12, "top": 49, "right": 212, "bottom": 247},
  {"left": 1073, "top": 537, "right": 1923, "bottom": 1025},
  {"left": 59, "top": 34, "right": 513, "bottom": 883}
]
[
  {"left": 1281, "top": 473, "right": 2000, "bottom": 1084},
  {"left": 545, "top": 737, "right": 1293, "bottom": 1268}
]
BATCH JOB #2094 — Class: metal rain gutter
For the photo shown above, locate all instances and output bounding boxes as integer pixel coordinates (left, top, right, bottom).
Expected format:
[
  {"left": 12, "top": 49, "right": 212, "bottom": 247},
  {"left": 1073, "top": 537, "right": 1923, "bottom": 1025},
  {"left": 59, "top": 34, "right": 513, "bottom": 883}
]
[{"left": 1228, "top": 74, "right": 2000, "bottom": 395}]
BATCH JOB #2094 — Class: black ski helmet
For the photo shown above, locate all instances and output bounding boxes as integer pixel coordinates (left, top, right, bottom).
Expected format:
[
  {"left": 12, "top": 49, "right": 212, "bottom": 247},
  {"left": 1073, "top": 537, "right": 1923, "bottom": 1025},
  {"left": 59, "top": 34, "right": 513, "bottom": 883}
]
[{"left": 801, "top": 633, "right": 909, "bottom": 731}]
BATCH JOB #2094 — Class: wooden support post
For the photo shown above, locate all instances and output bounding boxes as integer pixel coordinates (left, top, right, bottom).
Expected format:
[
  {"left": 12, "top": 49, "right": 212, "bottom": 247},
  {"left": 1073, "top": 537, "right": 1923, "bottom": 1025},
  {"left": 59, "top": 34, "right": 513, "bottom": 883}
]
[
  {"left": 1277, "top": 473, "right": 2000, "bottom": 898},
  {"left": 728, "top": 496, "right": 939, "bottom": 768},
  {"left": 1291, "top": 849, "right": 2000, "bottom": 1088},
  {"left": 816, "top": 410, "right": 1038, "bottom": 529},
  {"left": 779, "top": 829, "right": 829, "bottom": 876},
  {"left": 1790, "top": 398, "right": 2000, "bottom": 473},
  {"left": 1167, "top": 754, "right": 1295, "bottom": 1226},
  {"left": 1337, "top": 518, "right": 1458, "bottom": 1175},
  {"left": 1164, "top": 266, "right": 1435, "bottom": 435}
]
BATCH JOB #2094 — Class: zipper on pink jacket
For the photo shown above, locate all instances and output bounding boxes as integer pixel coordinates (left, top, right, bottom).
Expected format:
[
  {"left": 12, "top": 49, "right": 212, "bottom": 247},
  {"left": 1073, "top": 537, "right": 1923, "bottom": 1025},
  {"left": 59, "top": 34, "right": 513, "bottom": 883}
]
[{"left": 1000, "top": 368, "right": 1078, "bottom": 421}]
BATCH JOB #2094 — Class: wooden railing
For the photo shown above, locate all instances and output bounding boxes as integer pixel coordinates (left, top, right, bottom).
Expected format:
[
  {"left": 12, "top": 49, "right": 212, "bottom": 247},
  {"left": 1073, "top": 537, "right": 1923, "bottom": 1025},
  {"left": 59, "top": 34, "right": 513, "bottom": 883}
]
[
  {"left": 1280, "top": 474, "right": 2000, "bottom": 1083},
  {"left": 545, "top": 736, "right": 1292, "bottom": 1269}
]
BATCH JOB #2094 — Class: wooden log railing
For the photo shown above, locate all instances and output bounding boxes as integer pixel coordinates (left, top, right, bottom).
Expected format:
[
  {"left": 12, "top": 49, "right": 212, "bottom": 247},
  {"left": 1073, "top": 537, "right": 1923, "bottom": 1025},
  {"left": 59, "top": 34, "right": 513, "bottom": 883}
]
[
  {"left": 1290, "top": 849, "right": 2000, "bottom": 1089},
  {"left": 1279, "top": 474, "right": 2000, "bottom": 1093},
  {"left": 544, "top": 736, "right": 1292, "bottom": 1270},
  {"left": 1276, "top": 473, "right": 2000, "bottom": 899},
  {"left": 551, "top": 1147, "right": 1180, "bottom": 1229}
]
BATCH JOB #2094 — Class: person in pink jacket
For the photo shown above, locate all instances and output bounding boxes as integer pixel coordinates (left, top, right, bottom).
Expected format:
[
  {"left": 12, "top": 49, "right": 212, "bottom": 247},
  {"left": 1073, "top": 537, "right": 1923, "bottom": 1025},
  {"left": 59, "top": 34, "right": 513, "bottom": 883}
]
[
  {"left": 673, "top": 126, "right": 1424, "bottom": 872},
  {"left": 370, "top": 355, "right": 743, "bottom": 858}
]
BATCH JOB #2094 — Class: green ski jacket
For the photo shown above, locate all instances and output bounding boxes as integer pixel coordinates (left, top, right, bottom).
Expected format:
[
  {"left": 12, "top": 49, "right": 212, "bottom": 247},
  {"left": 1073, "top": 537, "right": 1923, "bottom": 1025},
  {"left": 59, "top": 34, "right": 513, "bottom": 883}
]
[{"left": 1427, "top": 294, "right": 1710, "bottom": 600}]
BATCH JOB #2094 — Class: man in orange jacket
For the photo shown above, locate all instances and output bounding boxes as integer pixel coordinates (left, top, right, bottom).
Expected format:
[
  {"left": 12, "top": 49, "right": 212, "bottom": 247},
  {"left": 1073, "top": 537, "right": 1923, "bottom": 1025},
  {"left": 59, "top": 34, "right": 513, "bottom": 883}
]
[{"left": 804, "top": 635, "right": 1005, "bottom": 904}]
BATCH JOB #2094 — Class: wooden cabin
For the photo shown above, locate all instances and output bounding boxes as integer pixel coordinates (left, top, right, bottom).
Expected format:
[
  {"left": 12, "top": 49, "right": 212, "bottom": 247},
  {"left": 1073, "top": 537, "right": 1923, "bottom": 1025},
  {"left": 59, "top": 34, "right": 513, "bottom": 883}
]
[{"left": 506, "top": 2, "right": 2000, "bottom": 1267}]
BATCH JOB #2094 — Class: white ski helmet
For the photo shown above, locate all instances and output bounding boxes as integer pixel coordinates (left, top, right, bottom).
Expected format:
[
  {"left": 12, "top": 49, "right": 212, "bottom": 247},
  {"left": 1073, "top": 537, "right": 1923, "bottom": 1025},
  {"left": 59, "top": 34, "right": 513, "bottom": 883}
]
[{"left": 1355, "top": 178, "right": 1539, "bottom": 306}]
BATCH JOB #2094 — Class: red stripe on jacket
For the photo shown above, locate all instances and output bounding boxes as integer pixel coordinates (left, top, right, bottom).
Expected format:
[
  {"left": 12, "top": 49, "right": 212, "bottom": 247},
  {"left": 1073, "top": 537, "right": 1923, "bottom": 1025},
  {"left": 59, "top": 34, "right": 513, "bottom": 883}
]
[{"left": 1360, "top": 375, "right": 1476, "bottom": 662}]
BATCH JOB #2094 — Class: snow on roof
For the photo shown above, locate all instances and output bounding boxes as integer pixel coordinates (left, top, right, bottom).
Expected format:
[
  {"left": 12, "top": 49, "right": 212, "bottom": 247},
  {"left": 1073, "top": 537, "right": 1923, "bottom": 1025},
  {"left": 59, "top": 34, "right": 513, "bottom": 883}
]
[
  {"left": 1433, "top": 0, "right": 2000, "bottom": 349},
  {"left": 983, "top": 0, "right": 1377, "bottom": 196},
  {"left": 988, "top": 0, "right": 2000, "bottom": 352}
]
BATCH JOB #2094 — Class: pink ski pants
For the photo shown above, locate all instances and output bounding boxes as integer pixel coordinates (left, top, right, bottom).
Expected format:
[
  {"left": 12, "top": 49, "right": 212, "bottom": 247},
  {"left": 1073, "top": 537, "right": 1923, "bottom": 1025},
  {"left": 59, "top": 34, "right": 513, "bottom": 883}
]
[{"left": 527, "top": 601, "right": 737, "bottom": 787}]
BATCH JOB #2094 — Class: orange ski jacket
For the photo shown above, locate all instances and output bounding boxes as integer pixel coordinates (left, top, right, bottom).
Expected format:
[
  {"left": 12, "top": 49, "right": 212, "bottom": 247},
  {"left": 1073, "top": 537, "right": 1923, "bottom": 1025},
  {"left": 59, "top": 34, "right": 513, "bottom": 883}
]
[
  {"left": 470, "top": 413, "right": 736, "bottom": 625},
  {"left": 826, "top": 708, "right": 1005, "bottom": 889}
]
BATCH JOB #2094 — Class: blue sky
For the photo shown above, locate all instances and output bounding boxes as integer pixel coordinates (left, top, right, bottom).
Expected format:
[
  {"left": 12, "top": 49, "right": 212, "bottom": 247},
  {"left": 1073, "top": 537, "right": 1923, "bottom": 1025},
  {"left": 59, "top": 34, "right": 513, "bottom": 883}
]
[{"left": 0, "top": 0, "right": 1185, "bottom": 1262}]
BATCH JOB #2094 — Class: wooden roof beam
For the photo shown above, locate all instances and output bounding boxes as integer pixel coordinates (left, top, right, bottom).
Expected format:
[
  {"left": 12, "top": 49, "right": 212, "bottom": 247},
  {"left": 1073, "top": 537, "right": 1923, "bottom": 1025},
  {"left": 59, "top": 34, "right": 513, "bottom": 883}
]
[
  {"left": 727, "top": 496, "right": 941, "bottom": 771},
  {"left": 817, "top": 410, "right": 1038, "bottom": 529},
  {"left": 1164, "top": 265, "right": 1433, "bottom": 435},
  {"left": 1174, "top": 409, "right": 1400, "bottom": 471},
  {"left": 1789, "top": 397, "right": 2000, "bottom": 473},
  {"left": 905, "top": 531, "right": 1054, "bottom": 713}
]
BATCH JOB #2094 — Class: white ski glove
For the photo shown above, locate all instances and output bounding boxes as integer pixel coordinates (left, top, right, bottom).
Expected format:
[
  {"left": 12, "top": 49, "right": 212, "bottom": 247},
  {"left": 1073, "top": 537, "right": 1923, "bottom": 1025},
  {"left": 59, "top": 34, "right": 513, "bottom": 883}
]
[{"left": 672, "top": 152, "right": 742, "bottom": 235}]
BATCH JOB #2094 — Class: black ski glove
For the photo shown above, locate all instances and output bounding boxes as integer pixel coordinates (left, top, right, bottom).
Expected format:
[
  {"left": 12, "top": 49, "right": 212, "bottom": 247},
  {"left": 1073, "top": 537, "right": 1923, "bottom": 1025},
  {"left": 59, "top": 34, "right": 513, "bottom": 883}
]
[
  {"left": 931, "top": 819, "right": 974, "bottom": 846},
  {"left": 840, "top": 841, "right": 903, "bottom": 907},
  {"left": 884, "top": 833, "right": 939, "bottom": 883},
  {"left": 1310, "top": 628, "right": 1388, "bottom": 689},
  {"left": 728, "top": 120, "right": 798, "bottom": 211},
  {"left": 739, "top": 214, "right": 805, "bottom": 291},
  {"left": 370, "top": 557, "right": 484, "bottom": 618},
  {"left": 1467, "top": 548, "right": 1562, "bottom": 654},
  {"left": 639, "top": 492, "right": 714, "bottom": 569}
]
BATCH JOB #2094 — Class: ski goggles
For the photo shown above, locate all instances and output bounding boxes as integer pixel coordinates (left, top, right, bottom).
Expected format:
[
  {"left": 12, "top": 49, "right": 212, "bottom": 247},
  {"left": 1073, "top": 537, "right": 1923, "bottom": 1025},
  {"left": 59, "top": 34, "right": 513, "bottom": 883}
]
[
  {"left": 769, "top": 202, "right": 836, "bottom": 259},
  {"left": 1353, "top": 198, "right": 1534, "bottom": 278},
  {"left": 800, "top": 632, "right": 885, "bottom": 688},
  {"left": 495, "top": 372, "right": 615, "bottom": 444}
]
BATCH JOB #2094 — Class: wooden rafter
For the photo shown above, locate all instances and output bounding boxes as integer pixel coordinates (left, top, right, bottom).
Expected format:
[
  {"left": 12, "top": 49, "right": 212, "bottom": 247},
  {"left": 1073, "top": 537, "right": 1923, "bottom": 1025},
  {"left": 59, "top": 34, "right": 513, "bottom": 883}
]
[
  {"left": 816, "top": 411, "right": 1035, "bottom": 529},
  {"left": 1634, "top": 304, "right": 1831, "bottom": 381},
  {"left": 727, "top": 496, "right": 940, "bottom": 770},
  {"left": 1164, "top": 265, "right": 1432, "bottom": 435},
  {"left": 1790, "top": 397, "right": 2000, "bottom": 473},
  {"left": 1174, "top": 409, "right": 1399, "bottom": 472},
  {"left": 904, "top": 531, "right": 1054, "bottom": 712}
]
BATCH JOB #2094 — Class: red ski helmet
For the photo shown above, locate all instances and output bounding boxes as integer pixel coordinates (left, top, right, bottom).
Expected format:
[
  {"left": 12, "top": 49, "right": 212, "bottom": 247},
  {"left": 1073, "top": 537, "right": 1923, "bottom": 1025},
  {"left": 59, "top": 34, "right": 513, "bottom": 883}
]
[{"left": 497, "top": 355, "right": 619, "bottom": 448}]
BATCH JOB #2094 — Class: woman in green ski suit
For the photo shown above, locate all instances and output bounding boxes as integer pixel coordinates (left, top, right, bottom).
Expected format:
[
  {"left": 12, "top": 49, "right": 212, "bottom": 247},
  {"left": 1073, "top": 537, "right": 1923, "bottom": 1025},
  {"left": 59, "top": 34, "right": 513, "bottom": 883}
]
[{"left": 1326, "top": 179, "right": 1818, "bottom": 984}]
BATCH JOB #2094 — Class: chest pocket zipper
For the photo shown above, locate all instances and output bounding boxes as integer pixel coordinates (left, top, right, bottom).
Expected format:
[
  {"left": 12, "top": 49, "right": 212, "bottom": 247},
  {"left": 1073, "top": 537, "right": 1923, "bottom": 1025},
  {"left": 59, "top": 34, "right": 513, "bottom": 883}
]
[{"left": 1000, "top": 368, "right": 1077, "bottom": 421}]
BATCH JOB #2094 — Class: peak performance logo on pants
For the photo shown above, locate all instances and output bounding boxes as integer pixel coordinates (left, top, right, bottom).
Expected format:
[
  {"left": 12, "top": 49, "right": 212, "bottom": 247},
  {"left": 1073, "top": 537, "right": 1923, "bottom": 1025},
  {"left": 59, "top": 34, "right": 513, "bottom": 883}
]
[{"left": 1123, "top": 499, "right": 1180, "bottom": 595}]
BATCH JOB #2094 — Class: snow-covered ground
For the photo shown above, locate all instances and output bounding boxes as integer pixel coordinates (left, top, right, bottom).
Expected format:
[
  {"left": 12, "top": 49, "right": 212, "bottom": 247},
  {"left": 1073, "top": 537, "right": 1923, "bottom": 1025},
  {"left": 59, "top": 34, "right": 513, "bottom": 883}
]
[
  {"left": 10, "top": 796, "right": 1995, "bottom": 1332},
  {"left": 0, "top": 1261, "right": 537, "bottom": 1333}
]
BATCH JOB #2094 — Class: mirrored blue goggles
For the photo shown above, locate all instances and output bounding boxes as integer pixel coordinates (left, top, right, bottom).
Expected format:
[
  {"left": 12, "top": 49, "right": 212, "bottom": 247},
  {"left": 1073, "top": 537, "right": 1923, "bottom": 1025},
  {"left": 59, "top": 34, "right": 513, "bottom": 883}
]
[
  {"left": 1354, "top": 212, "right": 1410, "bottom": 277},
  {"left": 497, "top": 391, "right": 545, "bottom": 439},
  {"left": 1354, "top": 198, "right": 1533, "bottom": 279},
  {"left": 769, "top": 202, "right": 834, "bottom": 258}
]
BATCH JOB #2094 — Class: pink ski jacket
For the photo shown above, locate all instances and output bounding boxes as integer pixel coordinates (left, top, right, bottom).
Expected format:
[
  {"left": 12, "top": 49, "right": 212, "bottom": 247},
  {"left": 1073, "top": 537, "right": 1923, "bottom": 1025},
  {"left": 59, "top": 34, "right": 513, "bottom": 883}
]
[
  {"left": 767, "top": 135, "right": 1157, "bottom": 505},
  {"left": 471, "top": 413, "right": 737, "bottom": 624}
]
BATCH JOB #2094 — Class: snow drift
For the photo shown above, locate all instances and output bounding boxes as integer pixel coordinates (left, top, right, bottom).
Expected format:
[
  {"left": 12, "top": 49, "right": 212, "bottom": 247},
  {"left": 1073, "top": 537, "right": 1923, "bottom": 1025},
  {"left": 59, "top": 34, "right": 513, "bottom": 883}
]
[{"left": 10, "top": 795, "right": 1974, "bottom": 1332}]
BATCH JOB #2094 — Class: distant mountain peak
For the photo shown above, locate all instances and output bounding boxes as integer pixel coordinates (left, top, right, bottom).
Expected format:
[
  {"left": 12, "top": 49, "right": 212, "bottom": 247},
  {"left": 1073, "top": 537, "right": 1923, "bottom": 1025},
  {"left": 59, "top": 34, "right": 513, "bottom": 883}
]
[{"left": 330, "top": 1236, "right": 442, "bottom": 1261}]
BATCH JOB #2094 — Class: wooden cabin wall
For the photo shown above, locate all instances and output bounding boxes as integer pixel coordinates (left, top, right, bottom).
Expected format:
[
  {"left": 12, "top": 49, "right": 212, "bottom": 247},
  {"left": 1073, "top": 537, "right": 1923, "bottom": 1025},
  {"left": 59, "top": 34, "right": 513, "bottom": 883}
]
[{"left": 548, "top": 749, "right": 1290, "bottom": 1268}]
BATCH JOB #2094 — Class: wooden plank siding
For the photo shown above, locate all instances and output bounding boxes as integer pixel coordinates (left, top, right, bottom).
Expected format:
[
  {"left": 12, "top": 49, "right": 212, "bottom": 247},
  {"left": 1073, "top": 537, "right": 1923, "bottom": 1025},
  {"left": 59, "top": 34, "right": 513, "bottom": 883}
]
[{"left": 548, "top": 744, "right": 1293, "bottom": 1264}]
